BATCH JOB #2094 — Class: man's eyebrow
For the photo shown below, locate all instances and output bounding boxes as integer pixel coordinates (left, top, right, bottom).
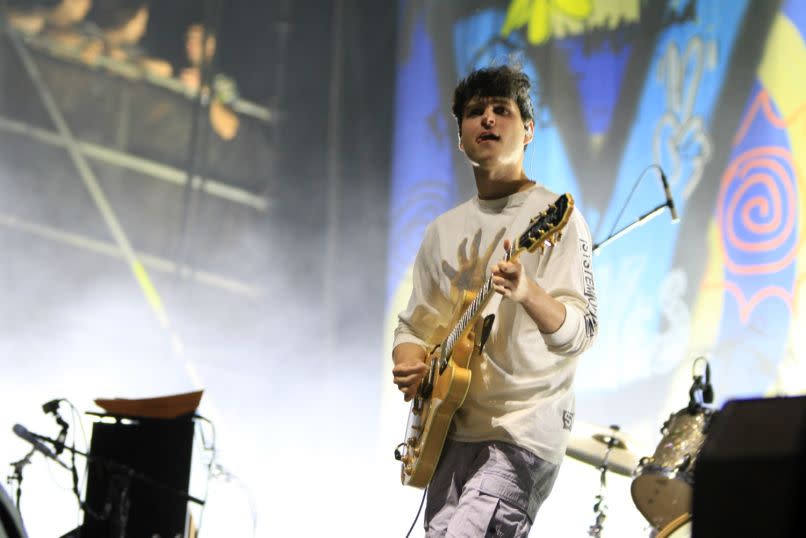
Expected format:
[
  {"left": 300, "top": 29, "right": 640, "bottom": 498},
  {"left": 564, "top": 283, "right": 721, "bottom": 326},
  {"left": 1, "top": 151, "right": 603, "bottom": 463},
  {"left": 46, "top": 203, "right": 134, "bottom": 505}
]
[
  {"left": 464, "top": 97, "right": 512, "bottom": 109},
  {"left": 466, "top": 97, "right": 512, "bottom": 106}
]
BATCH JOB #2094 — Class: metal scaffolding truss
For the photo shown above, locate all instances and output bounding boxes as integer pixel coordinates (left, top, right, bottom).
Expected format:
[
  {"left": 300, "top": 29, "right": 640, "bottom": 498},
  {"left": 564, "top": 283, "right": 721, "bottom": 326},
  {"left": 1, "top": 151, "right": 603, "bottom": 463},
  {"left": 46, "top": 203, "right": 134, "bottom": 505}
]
[{"left": 0, "top": 21, "right": 278, "bottom": 300}]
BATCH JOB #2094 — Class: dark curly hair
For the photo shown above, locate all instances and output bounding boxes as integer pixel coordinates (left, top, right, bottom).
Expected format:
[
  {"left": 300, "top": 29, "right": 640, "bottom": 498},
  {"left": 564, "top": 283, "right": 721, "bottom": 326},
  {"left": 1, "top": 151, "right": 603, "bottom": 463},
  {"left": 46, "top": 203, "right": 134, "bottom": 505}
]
[{"left": 451, "top": 65, "right": 534, "bottom": 132}]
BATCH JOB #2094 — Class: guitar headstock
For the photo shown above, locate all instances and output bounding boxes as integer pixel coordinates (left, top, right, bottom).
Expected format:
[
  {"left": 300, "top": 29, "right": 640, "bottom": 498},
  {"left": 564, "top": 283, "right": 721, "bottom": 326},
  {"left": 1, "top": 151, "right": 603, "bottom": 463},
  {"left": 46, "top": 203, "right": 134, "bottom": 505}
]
[{"left": 515, "top": 193, "right": 574, "bottom": 255}]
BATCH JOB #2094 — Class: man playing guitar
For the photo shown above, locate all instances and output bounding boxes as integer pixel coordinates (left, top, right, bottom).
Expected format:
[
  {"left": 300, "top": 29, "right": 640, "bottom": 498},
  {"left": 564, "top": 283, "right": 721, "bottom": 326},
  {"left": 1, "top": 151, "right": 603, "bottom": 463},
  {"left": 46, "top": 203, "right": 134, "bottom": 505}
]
[{"left": 392, "top": 65, "right": 598, "bottom": 536}]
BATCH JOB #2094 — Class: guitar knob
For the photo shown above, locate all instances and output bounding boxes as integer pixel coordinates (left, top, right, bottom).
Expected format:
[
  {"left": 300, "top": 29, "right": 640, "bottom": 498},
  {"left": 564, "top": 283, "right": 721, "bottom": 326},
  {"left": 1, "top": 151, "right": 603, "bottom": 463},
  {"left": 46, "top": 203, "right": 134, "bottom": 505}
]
[
  {"left": 404, "top": 464, "right": 413, "bottom": 475},
  {"left": 413, "top": 446, "right": 421, "bottom": 457}
]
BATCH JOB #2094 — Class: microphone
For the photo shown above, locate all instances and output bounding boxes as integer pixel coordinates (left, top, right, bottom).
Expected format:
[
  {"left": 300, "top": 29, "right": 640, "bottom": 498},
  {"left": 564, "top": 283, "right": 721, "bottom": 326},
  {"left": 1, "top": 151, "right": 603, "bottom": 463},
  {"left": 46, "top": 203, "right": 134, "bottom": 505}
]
[
  {"left": 12, "top": 424, "right": 69, "bottom": 470},
  {"left": 659, "top": 168, "right": 679, "bottom": 222},
  {"left": 687, "top": 374, "right": 703, "bottom": 413},
  {"left": 702, "top": 362, "right": 714, "bottom": 404},
  {"left": 42, "top": 399, "right": 61, "bottom": 414},
  {"left": 42, "top": 398, "right": 69, "bottom": 455}
]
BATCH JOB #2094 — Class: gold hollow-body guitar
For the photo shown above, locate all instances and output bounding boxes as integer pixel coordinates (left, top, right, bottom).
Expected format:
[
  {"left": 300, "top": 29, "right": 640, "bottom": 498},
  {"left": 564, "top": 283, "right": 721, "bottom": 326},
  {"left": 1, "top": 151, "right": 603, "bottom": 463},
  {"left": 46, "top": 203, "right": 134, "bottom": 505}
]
[{"left": 394, "top": 193, "right": 575, "bottom": 488}]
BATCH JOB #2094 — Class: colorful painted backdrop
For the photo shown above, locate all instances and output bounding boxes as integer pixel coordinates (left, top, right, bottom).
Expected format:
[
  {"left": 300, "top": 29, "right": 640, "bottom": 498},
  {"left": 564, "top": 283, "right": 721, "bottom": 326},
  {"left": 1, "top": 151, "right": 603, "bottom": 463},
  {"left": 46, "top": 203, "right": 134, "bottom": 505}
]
[{"left": 384, "top": 0, "right": 806, "bottom": 534}]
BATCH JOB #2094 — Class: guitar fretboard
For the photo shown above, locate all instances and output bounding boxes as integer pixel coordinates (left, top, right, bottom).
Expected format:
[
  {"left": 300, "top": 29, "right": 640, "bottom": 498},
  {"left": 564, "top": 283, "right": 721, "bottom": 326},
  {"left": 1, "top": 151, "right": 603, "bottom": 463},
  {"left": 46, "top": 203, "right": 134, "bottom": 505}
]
[{"left": 439, "top": 248, "right": 514, "bottom": 370}]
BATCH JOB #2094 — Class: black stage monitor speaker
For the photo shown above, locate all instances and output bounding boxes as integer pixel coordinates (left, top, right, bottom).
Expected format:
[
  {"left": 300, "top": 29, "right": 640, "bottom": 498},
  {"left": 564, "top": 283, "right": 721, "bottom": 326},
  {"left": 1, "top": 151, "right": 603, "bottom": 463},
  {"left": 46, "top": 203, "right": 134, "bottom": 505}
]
[
  {"left": 693, "top": 396, "right": 806, "bottom": 538},
  {"left": 80, "top": 414, "right": 194, "bottom": 538}
]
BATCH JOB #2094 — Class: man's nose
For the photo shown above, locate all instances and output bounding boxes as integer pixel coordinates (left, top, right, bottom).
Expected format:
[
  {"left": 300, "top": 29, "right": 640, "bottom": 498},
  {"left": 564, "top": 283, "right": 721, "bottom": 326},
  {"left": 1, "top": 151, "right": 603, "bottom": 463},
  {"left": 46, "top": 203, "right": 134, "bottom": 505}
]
[{"left": 481, "top": 109, "right": 495, "bottom": 127}]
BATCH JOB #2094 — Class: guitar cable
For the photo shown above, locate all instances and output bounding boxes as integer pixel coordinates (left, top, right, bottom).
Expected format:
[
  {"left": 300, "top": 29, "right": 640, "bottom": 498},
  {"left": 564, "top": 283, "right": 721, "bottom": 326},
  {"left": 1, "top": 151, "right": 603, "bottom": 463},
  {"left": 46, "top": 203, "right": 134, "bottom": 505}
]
[{"left": 405, "top": 487, "right": 428, "bottom": 538}]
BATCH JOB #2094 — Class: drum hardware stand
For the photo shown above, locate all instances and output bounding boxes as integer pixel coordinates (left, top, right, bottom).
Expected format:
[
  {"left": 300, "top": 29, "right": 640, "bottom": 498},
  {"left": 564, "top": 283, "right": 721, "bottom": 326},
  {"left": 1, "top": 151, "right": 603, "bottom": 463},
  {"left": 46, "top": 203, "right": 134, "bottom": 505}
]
[{"left": 587, "top": 425, "right": 625, "bottom": 537}]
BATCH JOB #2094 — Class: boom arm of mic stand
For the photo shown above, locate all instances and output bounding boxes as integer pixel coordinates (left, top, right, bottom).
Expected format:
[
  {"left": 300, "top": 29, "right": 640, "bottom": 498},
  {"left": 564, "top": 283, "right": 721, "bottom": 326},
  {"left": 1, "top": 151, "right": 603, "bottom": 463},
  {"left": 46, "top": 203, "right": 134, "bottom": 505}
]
[
  {"left": 593, "top": 202, "right": 669, "bottom": 254},
  {"left": 28, "top": 430, "right": 206, "bottom": 507}
]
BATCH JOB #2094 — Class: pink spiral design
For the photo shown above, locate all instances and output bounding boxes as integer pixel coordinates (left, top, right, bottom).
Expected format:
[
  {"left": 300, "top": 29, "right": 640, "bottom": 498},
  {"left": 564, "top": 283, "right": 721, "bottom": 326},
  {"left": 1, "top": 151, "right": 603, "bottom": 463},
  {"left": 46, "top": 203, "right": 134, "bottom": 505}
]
[{"left": 717, "top": 146, "right": 798, "bottom": 275}]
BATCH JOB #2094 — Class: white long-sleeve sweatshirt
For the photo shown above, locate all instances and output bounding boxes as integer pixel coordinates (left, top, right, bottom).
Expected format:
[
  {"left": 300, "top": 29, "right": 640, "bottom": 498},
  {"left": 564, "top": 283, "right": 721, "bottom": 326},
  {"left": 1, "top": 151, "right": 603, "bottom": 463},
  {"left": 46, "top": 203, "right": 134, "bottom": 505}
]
[{"left": 393, "top": 185, "right": 598, "bottom": 465}]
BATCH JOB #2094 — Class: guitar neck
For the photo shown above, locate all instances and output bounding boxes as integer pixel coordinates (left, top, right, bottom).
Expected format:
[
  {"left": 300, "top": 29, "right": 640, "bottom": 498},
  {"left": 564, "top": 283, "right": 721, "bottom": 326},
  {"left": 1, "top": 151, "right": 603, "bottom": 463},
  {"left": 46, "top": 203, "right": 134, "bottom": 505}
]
[{"left": 440, "top": 247, "right": 521, "bottom": 366}]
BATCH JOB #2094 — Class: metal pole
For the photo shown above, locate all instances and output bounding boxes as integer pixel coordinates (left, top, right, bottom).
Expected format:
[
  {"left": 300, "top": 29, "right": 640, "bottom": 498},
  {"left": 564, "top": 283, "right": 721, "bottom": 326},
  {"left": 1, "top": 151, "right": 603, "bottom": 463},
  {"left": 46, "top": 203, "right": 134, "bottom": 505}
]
[
  {"left": 177, "top": 0, "right": 221, "bottom": 278},
  {"left": 324, "top": 0, "right": 345, "bottom": 348},
  {"left": 0, "top": 115, "right": 268, "bottom": 210}
]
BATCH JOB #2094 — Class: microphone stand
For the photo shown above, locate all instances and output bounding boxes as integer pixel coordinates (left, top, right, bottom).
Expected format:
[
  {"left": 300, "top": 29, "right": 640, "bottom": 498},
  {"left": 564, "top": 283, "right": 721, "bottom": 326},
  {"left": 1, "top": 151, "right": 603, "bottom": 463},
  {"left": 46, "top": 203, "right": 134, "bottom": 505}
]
[
  {"left": 19, "top": 428, "right": 205, "bottom": 538},
  {"left": 7, "top": 448, "right": 35, "bottom": 510},
  {"left": 593, "top": 201, "right": 673, "bottom": 254},
  {"left": 25, "top": 429, "right": 206, "bottom": 508}
]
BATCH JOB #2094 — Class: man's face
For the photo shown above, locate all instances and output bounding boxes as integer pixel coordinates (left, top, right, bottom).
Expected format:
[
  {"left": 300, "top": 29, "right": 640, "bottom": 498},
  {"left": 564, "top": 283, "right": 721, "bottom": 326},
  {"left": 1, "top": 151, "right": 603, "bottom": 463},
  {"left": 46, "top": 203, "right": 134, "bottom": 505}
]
[
  {"left": 458, "top": 96, "right": 532, "bottom": 169},
  {"left": 186, "top": 24, "right": 217, "bottom": 66}
]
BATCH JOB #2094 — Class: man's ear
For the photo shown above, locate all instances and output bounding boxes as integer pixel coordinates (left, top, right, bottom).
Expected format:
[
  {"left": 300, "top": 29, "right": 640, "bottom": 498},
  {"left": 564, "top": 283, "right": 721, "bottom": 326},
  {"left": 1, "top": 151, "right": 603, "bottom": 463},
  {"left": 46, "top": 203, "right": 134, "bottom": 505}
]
[
  {"left": 524, "top": 121, "right": 534, "bottom": 144},
  {"left": 458, "top": 131, "right": 464, "bottom": 152}
]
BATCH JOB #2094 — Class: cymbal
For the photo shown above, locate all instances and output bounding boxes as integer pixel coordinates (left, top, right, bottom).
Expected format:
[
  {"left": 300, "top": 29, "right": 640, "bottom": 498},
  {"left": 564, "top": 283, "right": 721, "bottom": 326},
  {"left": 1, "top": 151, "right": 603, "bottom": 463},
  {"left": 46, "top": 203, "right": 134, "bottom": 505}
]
[
  {"left": 565, "top": 421, "right": 646, "bottom": 477},
  {"left": 591, "top": 432, "right": 629, "bottom": 450}
]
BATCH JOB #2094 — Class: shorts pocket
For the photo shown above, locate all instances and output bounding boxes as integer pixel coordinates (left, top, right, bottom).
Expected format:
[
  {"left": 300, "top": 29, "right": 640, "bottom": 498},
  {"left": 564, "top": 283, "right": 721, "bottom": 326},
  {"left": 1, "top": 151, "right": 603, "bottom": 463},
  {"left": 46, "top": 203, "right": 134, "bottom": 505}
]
[
  {"left": 464, "top": 490, "right": 531, "bottom": 538},
  {"left": 445, "top": 489, "right": 499, "bottom": 537}
]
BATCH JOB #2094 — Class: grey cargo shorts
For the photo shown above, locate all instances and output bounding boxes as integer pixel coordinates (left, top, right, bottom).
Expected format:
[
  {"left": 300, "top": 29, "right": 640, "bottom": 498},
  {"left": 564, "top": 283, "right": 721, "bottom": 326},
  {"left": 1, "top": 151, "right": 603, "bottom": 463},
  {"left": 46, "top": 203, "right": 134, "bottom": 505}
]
[{"left": 424, "top": 440, "right": 560, "bottom": 537}]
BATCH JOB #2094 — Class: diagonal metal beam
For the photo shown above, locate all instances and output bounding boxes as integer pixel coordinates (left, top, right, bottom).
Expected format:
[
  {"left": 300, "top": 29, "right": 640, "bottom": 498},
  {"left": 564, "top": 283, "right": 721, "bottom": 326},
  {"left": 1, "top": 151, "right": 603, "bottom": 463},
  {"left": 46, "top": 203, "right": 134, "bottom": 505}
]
[
  {"left": 0, "top": 211, "right": 264, "bottom": 299},
  {"left": 0, "top": 115, "right": 269, "bottom": 211}
]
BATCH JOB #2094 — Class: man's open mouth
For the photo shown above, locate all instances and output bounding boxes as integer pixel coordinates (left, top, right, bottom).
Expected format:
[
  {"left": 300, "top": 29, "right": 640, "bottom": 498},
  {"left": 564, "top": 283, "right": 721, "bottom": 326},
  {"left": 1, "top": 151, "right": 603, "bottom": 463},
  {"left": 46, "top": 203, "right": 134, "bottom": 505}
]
[{"left": 477, "top": 133, "right": 500, "bottom": 143}]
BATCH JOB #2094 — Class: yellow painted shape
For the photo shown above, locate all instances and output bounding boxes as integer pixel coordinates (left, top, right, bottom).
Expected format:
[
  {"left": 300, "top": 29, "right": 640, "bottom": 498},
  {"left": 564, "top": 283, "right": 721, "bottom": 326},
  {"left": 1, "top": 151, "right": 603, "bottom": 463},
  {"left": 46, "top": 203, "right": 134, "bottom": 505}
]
[
  {"left": 688, "top": 219, "right": 727, "bottom": 354},
  {"left": 501, "top": 0, "right": 640, "bottom": 44},
  {"left": 758, "top": 14, "right": 806, "bottom": 119},
  {"left": 555, "top": 0, "right": 595, "bottom": 18},
  {"left": 529, "top": 1, "right": 551, "bottom": 44},
  {"left": 758, "top": 13, "right": 806, "bottom": 394},
  {"left": 553, "top": 0, "right": 636, "bottom": 39},
  {"left": 501, "top": 0, "right": 538, "bottom": 38},
  {"left": 659, "top": 218, "right": 725, "bottom": 422}
]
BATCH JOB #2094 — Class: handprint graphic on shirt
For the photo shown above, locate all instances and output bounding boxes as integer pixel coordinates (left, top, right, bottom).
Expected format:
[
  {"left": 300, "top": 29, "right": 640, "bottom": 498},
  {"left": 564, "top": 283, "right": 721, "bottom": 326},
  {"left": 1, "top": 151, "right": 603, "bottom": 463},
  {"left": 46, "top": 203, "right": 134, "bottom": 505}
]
[
  {"left": 406, "top": 227, "right": 506, "bottom": 345},
  {"left": 441, "top": 227, "right": 507, "bottom": 303}
]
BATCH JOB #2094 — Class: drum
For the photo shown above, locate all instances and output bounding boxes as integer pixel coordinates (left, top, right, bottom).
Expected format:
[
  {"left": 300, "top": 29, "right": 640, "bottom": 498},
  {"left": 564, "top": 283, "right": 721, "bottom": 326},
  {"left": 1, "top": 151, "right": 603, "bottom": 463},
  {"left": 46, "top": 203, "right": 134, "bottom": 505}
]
[
  {"left": 656, "top": 513, "right": 691, "bottom": 538},
  {"left": 631, "top": 406, "right": 712, "bottom": 530}
]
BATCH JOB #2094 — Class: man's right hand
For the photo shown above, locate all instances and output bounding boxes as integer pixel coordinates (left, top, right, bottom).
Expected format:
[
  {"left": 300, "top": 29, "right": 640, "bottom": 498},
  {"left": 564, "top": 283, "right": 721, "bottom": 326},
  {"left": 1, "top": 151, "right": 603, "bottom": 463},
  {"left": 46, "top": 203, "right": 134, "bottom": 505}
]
[{"left": 392, "top": 343, "right": 429, "bottom": 402}]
